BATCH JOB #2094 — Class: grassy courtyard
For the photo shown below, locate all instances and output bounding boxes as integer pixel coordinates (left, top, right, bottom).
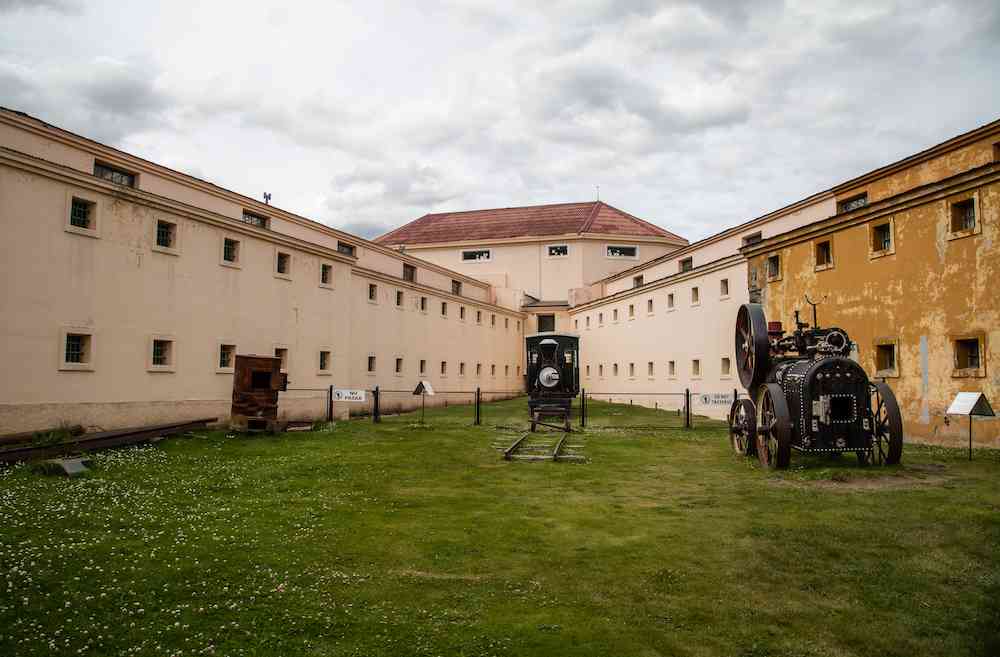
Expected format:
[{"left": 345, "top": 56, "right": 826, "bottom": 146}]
[{"left": 1, "top": 398, "right": 998, "bottom": 657}]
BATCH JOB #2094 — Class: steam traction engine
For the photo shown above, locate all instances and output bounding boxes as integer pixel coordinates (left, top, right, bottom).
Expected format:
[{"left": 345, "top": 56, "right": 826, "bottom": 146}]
[
  {"left": 525, "top": 333, "right": 579, "bottom": 432},
  {"left": 728, "top": 303, "right": 903, "bottom": 469}
]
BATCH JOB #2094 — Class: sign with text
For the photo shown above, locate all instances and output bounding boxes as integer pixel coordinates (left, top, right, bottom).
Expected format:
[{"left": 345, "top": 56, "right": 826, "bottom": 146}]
[
  {"left": 334, "top": 389, "right": 366, "bottom": 403},
  {"left": 946, "top": 392, "right": 994, "bottom": 417},
  {"left": 698, "top": 392, "right": 735, "bottom": 406}
]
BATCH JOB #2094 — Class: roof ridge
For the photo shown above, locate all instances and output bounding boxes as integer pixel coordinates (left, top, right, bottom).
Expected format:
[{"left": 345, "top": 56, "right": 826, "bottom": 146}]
[{"left": 592, "top": 201, "right": 687, "bottom": 242}]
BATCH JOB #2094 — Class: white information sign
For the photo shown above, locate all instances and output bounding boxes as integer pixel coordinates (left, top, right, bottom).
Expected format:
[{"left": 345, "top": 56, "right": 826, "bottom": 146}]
[
  {"left": 413, "top": 381, "right": 435, "bottom": 396},
  {"left": 699, "top": 392, "right": 736, "bottom": 406},
  {"left": 334, "top": 389, "right": 366, "bottom": 403},
  {"left": 946, "top": 392, "right": 994, "bottom": 417}
]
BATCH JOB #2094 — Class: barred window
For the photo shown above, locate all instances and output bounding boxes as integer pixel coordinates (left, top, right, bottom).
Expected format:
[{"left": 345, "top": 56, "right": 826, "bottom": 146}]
[
  {"left": 152, "top": 339, "right": 172, "bottom": 367},
  {"left": 368, "top": 356, "right": 376, "bottom": 372},
  {"left": 403, "top": 263, "right": 416, "bottom": 282},
  {"left": 70, "top": 198, "right": 93, "bottom": 229},
  {"left": 223, "top": 238, "right": 240, "bottom": 263},
  {"left": 607, "top": 245, "right": 637, "bottom": 258},
  {"left": 321, "top": 263, "right": 333, "bottom": 285},
  {"left": 65, "top": 334, "right": 88, "bottom": 363},
  {"left": 219, "top": 344, "right": 235, "bottom": 369},
  {"left": 276, "top": 252, "right": 291, "bottom": 275},
  {"left": 156, "top": 220, "right": 176, "bottom": 248},
  {"left": 242, "top": 210, "right": 269, "bottom": 229},
  {"left": 94, "top": 162, "right": 135, "bottom": 187},
  {"left": 837, "top": 193, "right": 868, "bottom": 214},
  {"left": 320, "top": 351, "right": 331, "bottom": 371},
  {"left": 951, "top": 199, "right": 976, "bottom": 233},
  {"left": 452, "top": 280, "right": 463, "bottom": 295},
  {"left": 679, "top": 257, "right": 693, "bottom": 272},
  {"left": 337, "top": 241, "right": 356, "bottom": 257}
]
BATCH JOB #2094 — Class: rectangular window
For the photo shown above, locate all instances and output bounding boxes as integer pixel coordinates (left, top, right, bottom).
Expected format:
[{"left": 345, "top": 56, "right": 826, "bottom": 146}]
[
  {"left": 369, "top": 284, "right": 378, "bottom": 301},
  {"left": 459, "top": 305, "right": 466, "bottom": 319},
  {"left": 720, "top": 278, "right": 729, "bottom": 297},
  {"left": 668, "top": 360, "right": 676, "bottom": 377},
  {"left": 742, "top": 232, "right": 762, "bottom": 246},
  {"left": 419, "top": 359, "right": 426, "bottom": 375},
  {"left": 647, "top": 299, "right": 653, "bottom": 313},
  {"left": 815, "top": 240, "right": 833, "bottom": 268},
  {"left": 476, "top": 363, "right": 482, "bottom": 376},
  {"left": 242, "top": 210, "right": 269, "bottom": 229},
  {"left": 875, "top": 343, "right": 896, "bottom": 375},
  {"left": 633, "top": 275, "right": 644, "bottom": 288},
  {"left": 337, "top": 241, "right": 356, "bottom": 257},
  {"left": 70, "top": 198, "right": 94, "bottom": 229},
  {"left": 667, "top": 293, "right": 674, "bottom": 309},
  {"left": 628, "top": 363, "right": 635, "bottom": 377},
  {"left": 420, "top": 296, "right": 427, "bottom": 311},
  {"left": 838, "top": 193, "right": 868, "bottom": 213},
  {"left": 954, "top": 338, "right": 981, "bottom": 371},
  {"left": 321, "top": 263, "right": 333, "bottom": 285},
  {"left": 516, "top": 320, "right": 520, "bottom": 332},
  {"left": 721, "top": 357, "right": 731, "bottom": 376},
  {"left": 223, "top": 238, "right": 240, "bottom": 264},
  {"left": 403, "top": 263, "right": 416, "bottom": 282},
  {"left": 872, "top": 222, "right": 892, "bottom": 252},
  {"left": 612, "top": 309, "right": 619, "bottom": 322},
  {"left": 766, "top": 255, "right": 781, "bottom": 280},
  {"left": 647, "top": 361, "right": 654, "bottom": 376},
  {"left": 152, "top": 339, "right": 173, "bottom": 368},
  {"left": 679, "top": 257, "right": 693, "bottom": 272},
  {"left": 441, "top": 301, "right": 448, "bottom": 316},
  {"left": 586, "top": 365, "right": 591, "bottom": 377},
  {"left": 276, "top": 252, "right": 291, "bottom": 275},
  {"left": 320, "top": 350, "right": 331, "bottom": 372},
  {"left": 613, "top": 363, "right": 619, "bottom": 376},
  {"left": 395, "top": 290, "right": 404, "bottom": 307},
  {"left": 395, "top": 357, "right": 403, "bottom": 374},
  {"left": 994, "top": 142, "right": 1000, "bottom": 162},
  {"left": 461, "top": 249, "right": 491, "bottom": 262},
  {"left": 460, "top": 362, "right": 466, "bottom": 376},
  {"left": 607, "top": 245, "right": 637, "bottom": 258},
  {"left": 628, "top": 304, "right": 635, "bottom": 318},
  {"left": 219, "top": 344, "right": 235, "bottom": 369},
  {"left": 367, "top": 356, "right": 376, "bottom": 373},
  {"left": 574, "top": 319, "right": 579, "bottom": 330},
  {"left": 273, "top": 347, "right": 288, "bottom": 371},
  {"left": 505, "top": 318, "right": 509, "bottom": 329},
  {"left": 64, "top": 333, "right": 90, "bottom": 364},
  {"left": 538, "top": 314, "right": 555, "bottom": 332},
  {"left": 599, "top": 312, "right": 604, "bottom": 325},
  {"left": 691, "top": 287, "right": 700, "bottom": 304},
  {"left": 451, "top": 280, "right": 463, "bottom": 295},
  {"left": 951, "top": 199, "right": 976, "bottom": 233},
  {"left": 155, "top": 220, "right": 176, "bottom": 249},
  {"left": 441, "top": 361, "right": 447, "bottom": 375},
  {"left": 586, "top": 316, "right": 591, "bottom": 328},
  {"left": 599, "top": 364, "right": 604, "bottom": 377},
  {"left": 692, "top": 359, "right": 701, "bottom": 377},
  {"left": 94, "top": 162, "right": 135, "bottom": 187},
  {"left": 505, "top": 364, "right": 510, "bottom": 377},
  {"left": 491, "top": 314, "right": 496, "bottom": 327},
  {"left": 548, "top": 244, "right": 568, "bottom": 257},
  {"left": 476, "top": 310, "right": 482, "bottom": 324},
  {"left": 491, "top": 364, "right": 496, "bottom": 376}
]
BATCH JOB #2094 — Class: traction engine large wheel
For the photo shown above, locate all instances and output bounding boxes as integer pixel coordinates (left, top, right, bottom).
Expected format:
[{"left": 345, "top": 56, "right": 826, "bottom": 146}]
[
  {"left": 871, "top": 382, "right": 903, "bottom": 465},
  {"left": 736, "top": 304, "right": 772, "bottom": 391},
  {"left": 756, "top": 384, "right": 792, "bottom": 469},
  {"left": 728, "top": 399, "right": 757, "bottom": 457}
]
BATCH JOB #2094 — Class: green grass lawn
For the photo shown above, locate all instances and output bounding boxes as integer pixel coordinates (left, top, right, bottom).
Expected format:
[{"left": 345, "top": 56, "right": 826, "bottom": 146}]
[{"left": 2, "top": 398, "right": 998, "bottom": 657}]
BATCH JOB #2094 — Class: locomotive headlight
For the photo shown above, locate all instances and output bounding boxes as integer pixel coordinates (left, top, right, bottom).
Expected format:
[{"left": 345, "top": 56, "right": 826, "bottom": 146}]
[{"left": 538, "top": 366, "right": 561, "bottom": 388}]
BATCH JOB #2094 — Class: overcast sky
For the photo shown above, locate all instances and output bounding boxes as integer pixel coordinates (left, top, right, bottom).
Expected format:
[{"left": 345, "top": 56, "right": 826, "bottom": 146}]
[{"left": 2, "top": 1, "right": 998, "bottom": 241}]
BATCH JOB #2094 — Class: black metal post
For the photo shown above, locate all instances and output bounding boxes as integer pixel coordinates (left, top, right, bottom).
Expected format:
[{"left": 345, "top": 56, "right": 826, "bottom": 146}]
[
  {"left": 475, "top": 387, "right": 481, "bottom": 425},
  {"left": 421, "top": 392, "right": 425, "bottom": 424},
  {"left": 327, "top": 385, "right": 334, "bottom": 422},
  {"left": 373, "top": 386, "right": 381, "bottom": 423},
  {"left": 581, "top": 388, "right": 586, "bottom": 427},
  {"left": 969, "top": 415, "right": 973, "bottom": 461},
  {"left": 734, "top": 388, "right": 738, "bottom": 404},
  {"left": 684, "top": 388, "right": 691, "bottom": 429}
]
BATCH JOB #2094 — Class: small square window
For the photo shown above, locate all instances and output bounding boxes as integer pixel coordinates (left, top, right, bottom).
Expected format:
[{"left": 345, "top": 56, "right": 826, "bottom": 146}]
[
  {"left": 679, "top": 257, "right": 693, "bottom": 272},
  {"left": 766, "top": 255, "right": 781, "bottom": 281},
  {"left": 954, "top": 337, "right": 983, "bottom": 375},
  {"left": 395, "top": 357, "right": 403, "bottom": 374},
  {"left": 219, "top": 344, "right": 235, "bottom": 370},
  {"left": 633, "top": 275, "right": 644, "bottom": 288},
  {"left": 369, "top": 284, "right": 378, "bottom": 301},
  {"left": 538, "top": 314, "right": 555, "bottom": 332},
  {"left": 319, "top": 350, "right": 332, "bottom": 372},
  {"left": 950, "top": 199, "right": 976, "bottom": 233},
  {"left": 64, "top": 333, "right": 91, "bottom": 365},
  {"left": 667, "top": 293, "right": 674, "bottom": 309},
  {"left": 403, "top": 263, "right": 416, "bottom": 282},
  {"left": 420, "top": 296, "right": 427, "bottom": 311},
  {"left": 337, "top": 241, "right": 356, "bottom": 257},
  {"left": 367, "top": 355, "right": 377, "bottom": 373},
  {"left": 321, "top": 263, "right": 333, "bottom": 285},
  {"left": 419, "top": 359, "right": 426, "bottom": 375},
  {"left": 223, "top": 238, "right": 240, "bottom": 264},
  {"left": 452, "top": 280, "right": 463, "bottom": 295},
  {"left": 274, "top": 347, "right": 288, "bottom": 372},
  {"left": 151, "top": 339, "right": 174, "bottom": 370},
  {"left": 692, "top": 359, "right": 701, "bottom": 377},
  {"left": 70, "top": 198, "right": 94, "bottom": 229},
  {"left": 875, "top": 343, "right": 896, "bottom": 376},
  {"left": 668, "top": 361, "right": 676, "bottom": 377},
  {"left": 872, "top": 222, "right": 892, "bottom": 253},
  {"left": 691, "top": 287, "right": 700, "bottom": 304},
  {"left": 721, "top": 357, "right": 731, "bottom": 377},
  {"left": 156, "top": 220, "right": 177, "bottom": 249},
  {"left": 396, "top": 290, "right": 404, "bottom": 307},
  {"left": 276, "top": 252, "right": 291, "bottom": 276},
  {"left": 548, "top": 244, "right": 568, "bottom": 257},
  {"left": 720, "top": 279, "right": 729, "bottom": 297},
  {"left": 242, "top": 210, "right": 269, "bottom": 229},
  {"left": 815, "top": 240, "right": 833, "bottom": 269}
]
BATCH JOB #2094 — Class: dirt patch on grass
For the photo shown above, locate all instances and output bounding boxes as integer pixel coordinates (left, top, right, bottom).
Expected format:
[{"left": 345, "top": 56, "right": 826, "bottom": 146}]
[{"left": 772, "top": 465, "right": 952, "bottom": 492}]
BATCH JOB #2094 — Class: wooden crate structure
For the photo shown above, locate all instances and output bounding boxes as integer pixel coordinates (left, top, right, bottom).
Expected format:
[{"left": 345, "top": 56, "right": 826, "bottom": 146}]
[{"left": 230, "top": 355, "right": 288, "bottom": 432}]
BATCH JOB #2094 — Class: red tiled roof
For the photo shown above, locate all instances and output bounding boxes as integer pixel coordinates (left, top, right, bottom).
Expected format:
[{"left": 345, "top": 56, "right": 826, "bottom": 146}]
[{"left": 374, "top": 201, "right": 686, "bottom": 246}]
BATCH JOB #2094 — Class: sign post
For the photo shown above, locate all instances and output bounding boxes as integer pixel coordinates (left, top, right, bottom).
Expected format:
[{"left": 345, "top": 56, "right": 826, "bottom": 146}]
[
  {"left": 946, "top": 392, "right": 995, "bottom": 460},
  {"left": 413, "top": 381, "right": 435, "bottom": 424}
]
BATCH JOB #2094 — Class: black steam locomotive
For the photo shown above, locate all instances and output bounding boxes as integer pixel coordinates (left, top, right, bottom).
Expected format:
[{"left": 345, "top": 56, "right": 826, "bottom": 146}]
[
  {"left": 525, "top": 333, "right": 579, "bottom": 432},
  {"left": 728, "top": 302, "right": 903, "bottom": 469}
]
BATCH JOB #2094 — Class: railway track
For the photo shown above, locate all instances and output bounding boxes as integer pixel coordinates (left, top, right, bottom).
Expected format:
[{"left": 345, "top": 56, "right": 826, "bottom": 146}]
[
  {"left": 499, "top": 427, "right": 585, "bottom": 462},
  {"left": 0, "top": 418, "right": 216, "bottom": 464}
]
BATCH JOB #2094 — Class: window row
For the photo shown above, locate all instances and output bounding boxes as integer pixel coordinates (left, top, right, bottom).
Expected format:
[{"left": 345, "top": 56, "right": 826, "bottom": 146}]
[
  {"left": 872, "top": 335, "right": 986, "bottom": 379},
  {"left": 459, "top": 244, "right": 639, "bottom": 264},
  {"left": 366, "top": 356, "right": 521, "bottom": 379},
  {"left": 582, "top": 358, "right": 733, "bottom": 379},
  {"left": 367, "top": 283, "right": 520, "bottom": 330},
  {"left": 573, "top": 279, "right": 731, "bottom": 330}
]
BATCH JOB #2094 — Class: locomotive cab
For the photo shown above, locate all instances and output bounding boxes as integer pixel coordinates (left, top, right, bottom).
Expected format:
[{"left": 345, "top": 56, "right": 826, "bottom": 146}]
[{"left": 525, "top": 333, "right": 579, "bottom": 432}]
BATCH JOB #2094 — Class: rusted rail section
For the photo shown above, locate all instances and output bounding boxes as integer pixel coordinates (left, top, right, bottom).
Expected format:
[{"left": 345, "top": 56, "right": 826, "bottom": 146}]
[
  {"left": 0, "top": 418, "right": 216, "bottom": 464},
  {"left": 503, "top": 432, "right": 530, "bottom": 461},
  {"left": 552, "top": 434, "right": 568, "bottom": 461}
]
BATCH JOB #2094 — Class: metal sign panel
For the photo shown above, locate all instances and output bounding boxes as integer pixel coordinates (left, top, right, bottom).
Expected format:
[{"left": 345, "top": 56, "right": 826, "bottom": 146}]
[
  {"left": 699, "top": 392, "right": 734, "bottom": 406},
  {"left": 946, "top": 392, "right": 995, "bottom": 417},
  {"left": 334, "top": 389, "right": 366, "bottom": 402},
  {"left": 413, "top": 381, "right": 435, "bottom": 395}
]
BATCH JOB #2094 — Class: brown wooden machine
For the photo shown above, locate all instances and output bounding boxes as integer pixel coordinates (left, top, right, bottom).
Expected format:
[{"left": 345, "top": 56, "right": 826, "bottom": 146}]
[{"left": 230, "top": 355, "right": 288, "bottom": 432}]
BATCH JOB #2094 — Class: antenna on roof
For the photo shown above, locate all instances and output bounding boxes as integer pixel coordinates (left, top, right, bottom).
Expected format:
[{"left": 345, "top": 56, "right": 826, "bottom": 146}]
[
  {"left": 596, "top": 185, "right": 600, "bottom": 201},
  {"left": 263, "top": 192, "right": 272, "bottom": 205}
]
